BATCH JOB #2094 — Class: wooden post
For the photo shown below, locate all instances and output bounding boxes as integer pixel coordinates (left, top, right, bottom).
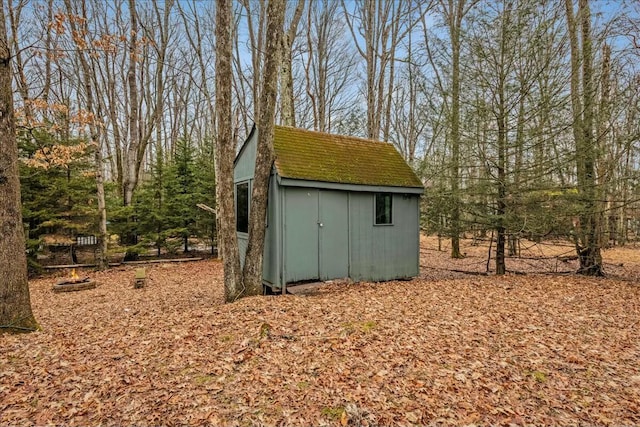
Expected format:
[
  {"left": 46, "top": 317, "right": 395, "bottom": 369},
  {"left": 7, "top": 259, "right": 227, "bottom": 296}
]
[{"left": 134, "top": 268, "right": 146, "bottom": 288}]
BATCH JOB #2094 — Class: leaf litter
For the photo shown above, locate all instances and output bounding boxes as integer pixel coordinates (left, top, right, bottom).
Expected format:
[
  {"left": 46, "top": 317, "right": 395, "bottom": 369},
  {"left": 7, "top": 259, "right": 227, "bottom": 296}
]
[{"left": 1, "top": 240, "right": 640, "bottom": 426}]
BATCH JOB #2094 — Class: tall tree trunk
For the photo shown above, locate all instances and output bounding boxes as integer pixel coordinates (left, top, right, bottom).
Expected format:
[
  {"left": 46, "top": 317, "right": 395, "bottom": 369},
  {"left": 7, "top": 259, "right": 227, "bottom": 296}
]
[
  {"left": 496, "top": 97, "right": 507, "bottom": 275},
  {"left": 240, "top": 0, "right": 267, "bottom": 122},
  {"left": 243, "top": 0, "right": 285, "bottom": 296},
  {"left": 63, "top": 0, "right": 108, "bottom": 270},
  {"left": 7, "top": 0, "right": 31, "bottom": 121},
  {"left": 123, "top": 0, "right": 140, "bottom": 207},
  {"left": 216, "top": 0, "right": 242, "bottom": 302},
  {"left": 0, "top": 0, "right": 38, "bottom": 333},
  {"left": 494, "top": 3, "right": 512, "bottom": 275},
  {"left": 596, "top": 44, "right": 611, "bottom": 247},
  {"left": 343, "top": 0, "right": 415, "bottom": 141},
  {"left": 565, "top": 0, "right": 603, "bottom": 275},
  {"left": 93, "top": 147, "right": 108, "bottom": 269},
  {"left": 447, "top": 0, "right": 465, "bottom": 259},
  {"left": 279, "top": 0, "right": 304, "bottom": 127}
]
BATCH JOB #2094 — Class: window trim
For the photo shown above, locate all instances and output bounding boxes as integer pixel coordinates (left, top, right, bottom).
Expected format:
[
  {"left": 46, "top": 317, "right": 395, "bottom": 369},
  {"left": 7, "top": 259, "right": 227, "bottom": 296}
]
[
  {"left": 374, "top": 192, "right": 393, "bottom": 226},
  {"left": 236, "top": 181, "right": 250, "bottom": 234}
]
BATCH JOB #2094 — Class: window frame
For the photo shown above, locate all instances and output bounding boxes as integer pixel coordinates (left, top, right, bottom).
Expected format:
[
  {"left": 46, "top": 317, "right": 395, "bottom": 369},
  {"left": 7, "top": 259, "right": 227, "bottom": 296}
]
[
  {"left": 235, "top": 181, "right": 250, "bottom": 233},
  {"left": 374, "top": 193, "right": 393, "bottom": 226}
]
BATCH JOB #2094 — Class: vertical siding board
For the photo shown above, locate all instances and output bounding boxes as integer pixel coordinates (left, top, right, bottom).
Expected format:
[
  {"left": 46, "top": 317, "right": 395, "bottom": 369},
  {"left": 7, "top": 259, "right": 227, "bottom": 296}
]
[
  {"left": 272, "top": 175, "right": 282, "bottom": 288},
  {"left": 394, "top": 194, "right": 420, "bottom": 278},
  {"left": 262, "top": 174, "right": 278, "bottom": 285},
  {"left": 348, "top": 193, "right": 359, "bottom": 280},
  {"left": 234, "top": 130, "right": 257, "bottom": 181},
  {"left": 350, "top": 192, "right": 370, "bottom": 281},
  {"left": 318, "top": 191, "right": 349, "bottom": 280},
  {"left": 235, "top": 131, "right": 257, "bottom": 269},
  {"left": 251, "top": 186, "right": 420, "bottom": 284},
  {"left": 284, "top": 188, "right": 319, "bottom": 282},
  {"left": 347, "top": 192, "right": 352, "bottom": 278},
  {"left": 280, "top": 181, "right": 287, "bottom": 290},
  {"left": 238, "top": 236, "right": 248, "bottom": 267},
  {"left": 343, "top": 192, "right": 420, "bottom": 282}
]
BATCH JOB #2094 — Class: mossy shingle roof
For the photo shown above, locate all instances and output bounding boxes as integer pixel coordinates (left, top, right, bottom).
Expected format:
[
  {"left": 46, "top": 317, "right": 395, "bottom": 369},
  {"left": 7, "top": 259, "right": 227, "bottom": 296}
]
[{"left": 273, "top": 126, "right": 423, "bottom": 188}]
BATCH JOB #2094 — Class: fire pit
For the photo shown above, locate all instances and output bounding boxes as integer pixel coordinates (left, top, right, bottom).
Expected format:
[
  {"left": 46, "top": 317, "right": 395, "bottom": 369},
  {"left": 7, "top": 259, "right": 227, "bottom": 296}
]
[{"left": 52, "top": 269, "right": 97, "bottom": 292}]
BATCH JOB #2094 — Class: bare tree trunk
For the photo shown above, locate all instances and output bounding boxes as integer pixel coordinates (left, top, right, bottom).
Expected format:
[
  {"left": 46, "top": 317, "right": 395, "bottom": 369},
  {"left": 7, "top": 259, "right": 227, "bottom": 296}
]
[
  {"left": 444, "top": 0, "right": 468, "bottom": 259},
  {"left": 216, "top": 0, "right": 242, "bottom": 302},
  {"left": 240, "top": 0, "right": 268, "bottom": 122},
  {"left": 123, "top": 0, "right": 140, "bottom": 207},
  {"left": 63, "top": 0, "right": 109, "bottom": 270},
  {"left": 0, "top": 0, "right": 37, "bottom": 332},
  {"left": 279, "top": 0, "right": 304, "bottom": 127},
  {"left": 93, "top": 148, "right": 108, "bottom": 269},
  {"left": 493, "top": 3, "right": 512, "bottom": 276},
  {"left": 303, "top": 0, "right": 354, "bottom": 133},
  {"left": 7, "top": 0, "right": 31, "bottom": 120},
  {"left": 596, "top": 44, "right": 611, "bottom": 248},
  {"left": 243, "top": 0, "right": 285, "bottom": 296},
  {"left": 343, "top": 0, "right": 416, "bottom": 141},
  {"left": 565, "top": 0, "right": 603, "bottom": 275},
  {"left": 496, "top": 94, "right": 507, "bottom": 275}
]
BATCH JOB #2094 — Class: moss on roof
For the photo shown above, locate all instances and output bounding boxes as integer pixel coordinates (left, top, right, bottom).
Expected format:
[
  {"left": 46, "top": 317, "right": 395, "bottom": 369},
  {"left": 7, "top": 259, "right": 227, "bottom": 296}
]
[{"left": 273, "top": 126, "right": 423, "bottom": 188}]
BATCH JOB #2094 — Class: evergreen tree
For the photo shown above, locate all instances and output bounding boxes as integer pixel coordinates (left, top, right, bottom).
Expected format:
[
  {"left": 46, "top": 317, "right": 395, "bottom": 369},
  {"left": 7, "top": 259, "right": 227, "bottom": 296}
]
[
  {"left": 134, "top": 144, "right": 167, "bottom": 256},
  {"left": 165, "top": 138, "right": 199, "bottom": 253},
  {"left": 19, "top": 129, "right": 98, "bottom": 266},
  {"left": 193, "top": 137, "right": 217, "bottom": 254}
]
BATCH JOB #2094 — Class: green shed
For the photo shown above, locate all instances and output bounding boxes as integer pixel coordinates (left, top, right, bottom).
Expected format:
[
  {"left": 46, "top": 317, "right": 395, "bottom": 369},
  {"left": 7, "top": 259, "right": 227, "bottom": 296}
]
[{"left": 234, "top": 125, "right": 424, "bottom": 293}]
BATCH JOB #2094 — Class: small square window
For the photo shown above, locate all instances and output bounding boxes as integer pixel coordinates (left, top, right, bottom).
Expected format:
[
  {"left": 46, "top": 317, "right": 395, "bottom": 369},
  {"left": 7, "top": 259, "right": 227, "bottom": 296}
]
[
  {"left": 375, "top": 193, "right": 392, "bottom": 225},
  {"left": 236, "top": 182, "right": 249, "bottom": 233}
]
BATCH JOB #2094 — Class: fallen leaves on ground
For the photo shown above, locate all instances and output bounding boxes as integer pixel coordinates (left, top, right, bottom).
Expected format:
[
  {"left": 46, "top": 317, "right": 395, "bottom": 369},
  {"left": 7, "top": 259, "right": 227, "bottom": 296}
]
[
  {"left": 419, "top": 235, "right": 640, "bottom": 281},
  {"left": 1, "top": 242, "right": 640, "bottom": 426}
]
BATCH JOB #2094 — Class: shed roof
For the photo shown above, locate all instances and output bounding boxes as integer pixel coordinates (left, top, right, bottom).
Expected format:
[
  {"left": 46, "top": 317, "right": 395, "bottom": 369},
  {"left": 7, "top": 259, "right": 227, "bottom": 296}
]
[{"left": 272, "top": 126, "right": 423, "bottom": 189}]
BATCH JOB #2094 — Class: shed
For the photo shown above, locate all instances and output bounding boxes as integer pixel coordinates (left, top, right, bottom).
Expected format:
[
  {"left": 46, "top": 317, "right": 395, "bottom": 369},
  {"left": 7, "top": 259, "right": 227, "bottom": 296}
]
[{"left": 234, "top": 125, "right": 424, "bottom": 292}]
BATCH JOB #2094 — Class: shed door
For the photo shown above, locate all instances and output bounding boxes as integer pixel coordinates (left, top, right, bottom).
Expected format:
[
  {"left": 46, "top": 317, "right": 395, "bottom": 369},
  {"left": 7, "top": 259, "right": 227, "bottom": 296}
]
[
  {"left": 284, "top": 188, "right": 319, "bottom": 282},
  {"left": 319, "top": 191, "right": 349, "bottom": 280},
  {"left": 284, "top": 188, "right": 349, "bottom": 284}
]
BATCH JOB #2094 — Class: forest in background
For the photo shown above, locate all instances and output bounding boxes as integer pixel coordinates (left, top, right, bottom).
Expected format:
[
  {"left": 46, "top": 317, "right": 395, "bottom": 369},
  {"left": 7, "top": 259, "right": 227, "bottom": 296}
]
[{"left": 7, "top": 0, "right": 640, "bottom": 273}]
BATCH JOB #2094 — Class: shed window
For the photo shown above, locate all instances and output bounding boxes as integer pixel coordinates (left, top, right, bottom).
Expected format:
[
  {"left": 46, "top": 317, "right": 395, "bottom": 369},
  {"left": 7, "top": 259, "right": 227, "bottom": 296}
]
[
  {"left": 236, "top": 182, "right": 249, "bottom": 233},
  {"left": 375, "top": 193, "right": 392, "bottom": 225}
]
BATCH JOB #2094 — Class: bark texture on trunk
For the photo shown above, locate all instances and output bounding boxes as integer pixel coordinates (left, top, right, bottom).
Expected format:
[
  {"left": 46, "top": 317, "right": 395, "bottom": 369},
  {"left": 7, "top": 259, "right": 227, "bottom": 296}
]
[
  {"left": 565, "top": 0, "right": 603, "bottom": 276},
  {"left": 279, "top": 0, "right": 304, "bottom": 127},
  {"left": 123, "top": 0, "right": 140, "bottom": 207},
  {"left": 242, "top": 0, "right": 286, "bottom": 296},
  {"left": 216, "top": 0, "right": 242, "bottom": 302},
  {"left": 448, "top": 0, "right": 464, "bottom": 259},
  {"left": 63, "top": 0, "right": 108, "bottom": 270},
  {"left": 0, "top": 0, "right": 38, "bottom": 332},
  {"left": 94, "top": 146, "right": 109, "bottom": 270}
]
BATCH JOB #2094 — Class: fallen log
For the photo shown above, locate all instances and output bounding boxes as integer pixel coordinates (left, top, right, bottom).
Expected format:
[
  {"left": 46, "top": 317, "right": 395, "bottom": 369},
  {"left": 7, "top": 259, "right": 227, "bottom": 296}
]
[
  {"left": 44, "top": 263, "right": 97, "bottom": 269},
  {"left": 122, "top": 257, "right": 203, "bottom": 265},
  {"left": 43, "top": 257, "right": 204, "bottom": 269}
]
